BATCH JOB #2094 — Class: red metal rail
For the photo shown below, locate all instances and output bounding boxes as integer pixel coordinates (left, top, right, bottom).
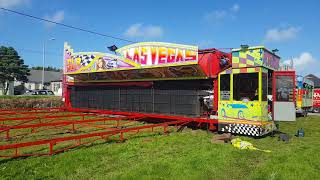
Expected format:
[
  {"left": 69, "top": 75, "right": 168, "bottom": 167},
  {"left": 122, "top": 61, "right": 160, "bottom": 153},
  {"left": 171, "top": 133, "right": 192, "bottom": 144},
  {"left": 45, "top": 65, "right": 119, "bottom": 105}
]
[
  {"left": 0, "top": 107, "right": 218, "bottom": 158},
  {"left": 67, "top": 108, "right": 218, "bottom": 129},
  {"left": 0, "top": 107, "right": 213, "bottom": 158},
  {"left": 0, "top": 120, "right": 184, "bottom": 157},
  {"left": 0, "top": 115, "right": 143, "bottom": 140},
  {"left": 0, "top": 114, "right": 97, "bottom": 122}
]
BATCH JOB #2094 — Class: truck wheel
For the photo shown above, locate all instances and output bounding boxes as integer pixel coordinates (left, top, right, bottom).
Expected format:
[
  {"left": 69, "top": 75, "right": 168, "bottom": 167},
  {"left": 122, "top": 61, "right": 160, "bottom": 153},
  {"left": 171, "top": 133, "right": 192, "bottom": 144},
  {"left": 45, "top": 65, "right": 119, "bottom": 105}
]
[
  {"left": 303, "top": 110, "right": 308, "bottom": 117},
  {"left": 314, "top": 108, "right": 319, "bottom": 113}
]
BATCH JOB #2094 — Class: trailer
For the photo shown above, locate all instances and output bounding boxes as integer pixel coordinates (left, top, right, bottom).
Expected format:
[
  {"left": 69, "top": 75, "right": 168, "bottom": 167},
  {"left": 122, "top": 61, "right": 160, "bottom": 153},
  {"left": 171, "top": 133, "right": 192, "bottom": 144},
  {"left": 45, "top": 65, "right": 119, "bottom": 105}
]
[
  {"left": 311, "top": 88, "right": 320, "bottom": 113},
  {"left": 64, "top": 42, "right": 296, "bottom": 135},
  {"left": 296, "top": 75, "right": 314, "bottom": 116},
  {"left": 0, "top": 42, "right": 298, "bottom": 158}
]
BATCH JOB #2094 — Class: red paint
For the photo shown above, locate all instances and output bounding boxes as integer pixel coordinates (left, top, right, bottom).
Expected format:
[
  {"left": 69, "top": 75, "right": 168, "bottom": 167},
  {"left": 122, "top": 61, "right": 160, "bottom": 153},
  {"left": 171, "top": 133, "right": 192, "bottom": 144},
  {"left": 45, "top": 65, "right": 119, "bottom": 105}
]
[
  {"left": 213, "top": 78, "right": 218, "bottom": 113},
  {"left": 198, "top": 48, "right": 231, "bottom": 78},
  {"left": 185, "top": 50, "right": 197, "bottom": 61},
  {"left": 0, "top": 108, "right": 219, "bottom": 157},
  {"left": 151, "top": 47, "right": 157, "bottom": 65},
  {"left": 158, "top": 47, "right": 167, "bottom": 64},
  {"left": 126, "top": 51, "right": 132, "bottom": 59},
  {"left": 176, "top": 50, "right": 183, "bottom": 62},
  {"left": 140, "top": 48, "right": 148, "bottom": 65},
  {"left": 167, "top": 48, "right": 175, "bottom": 63},
  {"left": 133, "top": 49, "right": 140, "bottom": 63},
  {"left": 272, "top": 71, "right": 296, "bottom": 103},
  {"left": 67, "top": 81, "right": 153, "bottom": 88},
  {"left": 314, "top": 88, "right": 320, "bottom": 108}
]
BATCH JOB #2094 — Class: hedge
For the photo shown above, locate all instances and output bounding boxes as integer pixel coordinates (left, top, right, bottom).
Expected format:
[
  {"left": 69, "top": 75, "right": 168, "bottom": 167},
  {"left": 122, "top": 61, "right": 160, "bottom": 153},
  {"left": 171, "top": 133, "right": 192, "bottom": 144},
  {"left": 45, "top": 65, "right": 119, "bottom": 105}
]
[{"left": 0, "top": 96, "right": 63, "bottom": 109}]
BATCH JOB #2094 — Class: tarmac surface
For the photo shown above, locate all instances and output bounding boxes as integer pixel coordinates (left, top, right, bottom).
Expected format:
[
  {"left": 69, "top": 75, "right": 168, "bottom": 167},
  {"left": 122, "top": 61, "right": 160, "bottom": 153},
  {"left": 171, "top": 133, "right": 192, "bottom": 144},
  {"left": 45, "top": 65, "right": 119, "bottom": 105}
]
[{"left": 309, "top": 113, "right": 320, "bottom": 116}]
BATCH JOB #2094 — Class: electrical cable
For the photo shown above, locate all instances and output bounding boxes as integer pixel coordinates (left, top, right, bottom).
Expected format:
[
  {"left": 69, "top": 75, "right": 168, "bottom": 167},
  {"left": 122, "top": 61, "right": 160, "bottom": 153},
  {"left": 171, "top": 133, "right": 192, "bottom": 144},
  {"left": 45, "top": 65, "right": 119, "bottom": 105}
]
[{"left": 0, "top": 7, "right": 136, "bottom": 43}]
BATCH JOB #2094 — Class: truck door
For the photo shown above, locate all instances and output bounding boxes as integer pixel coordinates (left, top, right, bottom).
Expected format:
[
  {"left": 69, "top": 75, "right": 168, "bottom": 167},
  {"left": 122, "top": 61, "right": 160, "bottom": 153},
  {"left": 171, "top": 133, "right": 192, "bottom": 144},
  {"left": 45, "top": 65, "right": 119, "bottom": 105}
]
[{"left": 273, "top": 71, "right": 296, "bottom": 121}]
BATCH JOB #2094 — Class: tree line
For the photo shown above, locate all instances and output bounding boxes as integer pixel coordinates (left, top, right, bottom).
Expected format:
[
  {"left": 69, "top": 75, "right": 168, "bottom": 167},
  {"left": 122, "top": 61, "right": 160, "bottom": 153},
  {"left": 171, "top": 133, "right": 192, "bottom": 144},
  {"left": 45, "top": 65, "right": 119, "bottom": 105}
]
[{"left": 31, "top": 66, "right": 62, "bottom": 72}]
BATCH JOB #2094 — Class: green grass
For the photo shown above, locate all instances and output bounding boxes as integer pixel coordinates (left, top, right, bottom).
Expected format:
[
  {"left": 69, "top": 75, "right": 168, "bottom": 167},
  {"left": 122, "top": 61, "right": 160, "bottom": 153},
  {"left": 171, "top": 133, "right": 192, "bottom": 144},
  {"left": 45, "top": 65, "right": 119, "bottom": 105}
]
[
  {"left": 0, "top": 95, "right": 57, "bottom": 99},
  {"left": 0, "top": 116, "right": 319, "bottom": 179},
  {"left": 0, "top": 96, "right": 62, "bottom": 109}
]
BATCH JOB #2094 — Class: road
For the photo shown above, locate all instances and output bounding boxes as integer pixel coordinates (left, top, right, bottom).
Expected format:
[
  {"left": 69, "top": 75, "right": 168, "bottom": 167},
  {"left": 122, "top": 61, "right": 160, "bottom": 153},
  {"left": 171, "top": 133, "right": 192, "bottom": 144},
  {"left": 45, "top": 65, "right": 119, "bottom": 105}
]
[{"left": 309, "top": 113, "right": 320, "bottom": 116}]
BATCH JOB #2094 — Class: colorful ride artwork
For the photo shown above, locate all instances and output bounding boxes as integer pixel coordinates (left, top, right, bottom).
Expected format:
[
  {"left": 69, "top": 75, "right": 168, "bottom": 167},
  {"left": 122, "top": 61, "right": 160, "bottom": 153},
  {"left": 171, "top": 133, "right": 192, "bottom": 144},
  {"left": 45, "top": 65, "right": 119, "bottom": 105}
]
[
  {"left": 295, "top": 75, "right": 314, "bottom": 116},
  {"left": 63, "top": 42, "right": 295, "bottom": 137},
  {"left": 217, "top": 46, "right": 283, "bottom": 136}
]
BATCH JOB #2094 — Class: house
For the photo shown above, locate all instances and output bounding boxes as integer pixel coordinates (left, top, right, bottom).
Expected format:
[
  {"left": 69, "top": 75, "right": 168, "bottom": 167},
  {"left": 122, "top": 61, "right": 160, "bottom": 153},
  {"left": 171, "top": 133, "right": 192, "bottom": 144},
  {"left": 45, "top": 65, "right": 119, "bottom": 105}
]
[
  {"left": 49, "top": 79, "right": 63, "bottom": 96},
  {"left": 14, "top": 70, "right": 63, "bottom": 96},
  {"left": 305, "top": 74, "right": 320, "bottom": 88},
  {"left": 0, "top": 81, "right": 14, "bottom": 95}
]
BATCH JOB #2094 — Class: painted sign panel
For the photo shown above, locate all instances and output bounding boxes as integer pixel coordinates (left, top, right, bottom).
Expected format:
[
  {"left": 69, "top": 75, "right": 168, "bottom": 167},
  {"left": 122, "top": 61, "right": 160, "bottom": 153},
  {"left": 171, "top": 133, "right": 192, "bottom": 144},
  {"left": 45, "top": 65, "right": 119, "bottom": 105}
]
[
  {"left": 296, "top": 75, "right": 315, "bottom": 108},
  {"left": 64, "top": 43, "right": 137, "bottom": 74},
  {"left": 263, "top": 50, "right": 280, "bottom": 70},
  {"left": 64, "top": 42, "right": 198, "bottom": 75},
  {"left": 116, "top": 42, "right": 198, "bottom": 67},
  {"left": 314, "top": 89, "right": 320, "bottom": 108},
  {"left": 232, "top": 47, "right": 280, "bottom": 70},
  {"left": 218, "top": 101, "right": 268, "bottom": 122},
  {"left": 71, "top": 65, "right": 206, "bottom": 82}
]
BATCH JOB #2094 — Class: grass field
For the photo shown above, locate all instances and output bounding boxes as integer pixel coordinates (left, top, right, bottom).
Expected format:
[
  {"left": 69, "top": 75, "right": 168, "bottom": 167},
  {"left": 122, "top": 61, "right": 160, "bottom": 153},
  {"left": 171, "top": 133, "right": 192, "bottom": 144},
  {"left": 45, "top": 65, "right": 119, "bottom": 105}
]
[
  {"left": 0, "top": 95, "right": 57, "bottom": 99},
  {"left": 0, "top": 96, "right": 62, "bottom": 109},
  {"left": 0, "top": 115, "right": 319, "bottom": 180}
]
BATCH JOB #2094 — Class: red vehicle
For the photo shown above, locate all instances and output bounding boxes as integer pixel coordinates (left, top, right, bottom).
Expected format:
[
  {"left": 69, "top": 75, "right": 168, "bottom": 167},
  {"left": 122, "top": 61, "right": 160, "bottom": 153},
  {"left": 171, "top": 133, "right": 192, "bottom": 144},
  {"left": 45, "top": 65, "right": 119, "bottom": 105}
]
[{"left": 312, "top": 88, "right": 320, "bottom": 113}]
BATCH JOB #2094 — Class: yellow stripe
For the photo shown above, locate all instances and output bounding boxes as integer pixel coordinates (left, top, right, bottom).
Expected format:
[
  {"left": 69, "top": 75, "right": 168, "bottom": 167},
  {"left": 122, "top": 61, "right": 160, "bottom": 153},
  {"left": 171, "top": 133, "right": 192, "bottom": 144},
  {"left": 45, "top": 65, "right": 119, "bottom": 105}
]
[
  {"left": 247, "top": 67, "right": 257, "bottom": 73},
  {"left": 259, "top": 71, "right": 262, "bottom": 102},
  {"left": 219, "top": 119, "right": 273, "bottom": 126},
  {"left": 233, "top": 69, "right": 240, "bottom": 73},
  {"left": 218, "top": 74, "right": 221, "bottom": 101},
  {"left": 65, "top": 62, "right": 199, "bottom": 75},
  {"left": 230, "top": 73, "right": 233, "bottom": 102},
  {"left": 73, "top": 76, "right": 208, "bottom": 83}
]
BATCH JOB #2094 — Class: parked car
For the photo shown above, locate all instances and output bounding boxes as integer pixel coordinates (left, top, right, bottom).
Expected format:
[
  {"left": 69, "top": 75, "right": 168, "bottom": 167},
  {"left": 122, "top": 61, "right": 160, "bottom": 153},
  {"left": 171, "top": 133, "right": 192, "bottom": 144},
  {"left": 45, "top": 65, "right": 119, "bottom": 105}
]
[
  {"left": 23, "top": 90, "right": 34, "bottom": 95},
  {"left": 25, "top": 90, "right": 55, "bottom": 96}
]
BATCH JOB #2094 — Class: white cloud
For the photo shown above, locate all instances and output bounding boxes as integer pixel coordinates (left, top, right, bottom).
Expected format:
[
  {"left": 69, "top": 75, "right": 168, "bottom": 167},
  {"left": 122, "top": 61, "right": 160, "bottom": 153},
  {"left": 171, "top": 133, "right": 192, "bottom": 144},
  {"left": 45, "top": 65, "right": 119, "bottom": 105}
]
[
  {"left": 283, "top": 52, "right": 320, "bottom": 76},
  {"left": 204, "top": 10, "right": 227, "bottom": 21},
  {"left": 204, "top": 4, "right": 240, "bottom": 23},
  {"left": 44, "top": 10, "right": 65, "bottom": 27},
  {"left": 231, "top": 4, "right": 240, "bottom": 12},
  {"left": 124, "top": 23, "right": 163, "bottom": 38},
  {"left": 264, "top": 26, "right": 300, "bottom": 42},
  {"left": 0, "top": 0, "right": 29, "bottom": 8}
]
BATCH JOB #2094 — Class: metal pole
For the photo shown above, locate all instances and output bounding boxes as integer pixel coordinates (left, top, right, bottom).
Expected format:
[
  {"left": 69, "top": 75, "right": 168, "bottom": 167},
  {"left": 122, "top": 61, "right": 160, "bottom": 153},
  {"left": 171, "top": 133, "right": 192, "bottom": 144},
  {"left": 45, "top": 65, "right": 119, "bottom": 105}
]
[
  {"left": 42, "top": 38, "right": 55, "bottom": 90},
  {"left": 42, "top": 42, "right": 46, "bottom": 89}
]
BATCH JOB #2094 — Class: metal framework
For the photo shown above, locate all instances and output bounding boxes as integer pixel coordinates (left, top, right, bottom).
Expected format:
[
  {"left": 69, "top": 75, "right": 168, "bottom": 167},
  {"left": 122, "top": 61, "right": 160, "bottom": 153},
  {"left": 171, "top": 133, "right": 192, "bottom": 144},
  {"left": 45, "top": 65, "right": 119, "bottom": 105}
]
[{"left": 0, "top": 107, "right": 217, "bottom": 158}]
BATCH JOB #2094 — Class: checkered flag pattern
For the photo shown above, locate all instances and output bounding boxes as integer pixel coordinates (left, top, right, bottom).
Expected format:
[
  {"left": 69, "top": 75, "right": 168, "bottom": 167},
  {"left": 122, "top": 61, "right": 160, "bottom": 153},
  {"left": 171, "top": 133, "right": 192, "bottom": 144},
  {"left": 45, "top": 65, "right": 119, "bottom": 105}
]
[
  {"left": 220, "top": 123, "right": 261, "bottom": 136},
  {"left": 78, "top": 55, "right": 95, "bottom": 67}
]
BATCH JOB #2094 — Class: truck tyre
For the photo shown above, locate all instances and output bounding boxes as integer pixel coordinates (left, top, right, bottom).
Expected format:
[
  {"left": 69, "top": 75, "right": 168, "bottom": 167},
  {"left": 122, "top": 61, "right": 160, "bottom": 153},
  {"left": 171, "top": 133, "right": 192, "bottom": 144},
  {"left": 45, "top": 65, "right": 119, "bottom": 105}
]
[{"left": 302, "top": 110, "right": 307, "bottom": 117}]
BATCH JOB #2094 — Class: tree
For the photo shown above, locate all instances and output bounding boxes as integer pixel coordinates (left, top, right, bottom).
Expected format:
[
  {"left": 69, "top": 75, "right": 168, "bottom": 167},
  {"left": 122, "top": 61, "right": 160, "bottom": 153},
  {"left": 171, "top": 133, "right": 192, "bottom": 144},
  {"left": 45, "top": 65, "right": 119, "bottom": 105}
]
[
  {"left": 31, "top": 66, "right": 62, "bottom": 72},
  {"left": 0, "top": 46, "right": 30, "bottom": 95}
]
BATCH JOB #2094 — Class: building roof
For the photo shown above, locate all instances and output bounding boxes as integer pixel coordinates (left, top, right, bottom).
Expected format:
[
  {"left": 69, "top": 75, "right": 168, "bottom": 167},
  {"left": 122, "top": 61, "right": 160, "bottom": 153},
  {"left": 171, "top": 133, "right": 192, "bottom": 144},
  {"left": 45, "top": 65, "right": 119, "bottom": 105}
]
[
  {"left": 28, "top": 70, "right": 62, "bottom": 83},
  {"left": 305, "top": 74, "right": 320, "bottom": 88}
]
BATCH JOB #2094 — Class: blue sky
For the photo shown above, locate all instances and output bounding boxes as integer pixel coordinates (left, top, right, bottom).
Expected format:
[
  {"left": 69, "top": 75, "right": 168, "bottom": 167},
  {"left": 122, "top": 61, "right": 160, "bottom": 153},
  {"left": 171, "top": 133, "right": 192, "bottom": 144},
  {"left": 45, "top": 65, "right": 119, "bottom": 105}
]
[{"left": 0, "top": 0, "right": 319, "bottom": 76}]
